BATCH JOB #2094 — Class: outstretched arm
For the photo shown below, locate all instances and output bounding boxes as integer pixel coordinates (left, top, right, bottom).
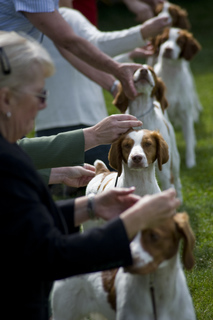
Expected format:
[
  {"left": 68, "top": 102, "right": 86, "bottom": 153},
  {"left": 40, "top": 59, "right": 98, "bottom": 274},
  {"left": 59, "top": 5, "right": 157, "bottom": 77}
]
[
  {"left": 19, "top": 115, "right": 142, "bottom": 169},
  {"left": 23, "top": 10, "right": 170, "bottom": 99}
]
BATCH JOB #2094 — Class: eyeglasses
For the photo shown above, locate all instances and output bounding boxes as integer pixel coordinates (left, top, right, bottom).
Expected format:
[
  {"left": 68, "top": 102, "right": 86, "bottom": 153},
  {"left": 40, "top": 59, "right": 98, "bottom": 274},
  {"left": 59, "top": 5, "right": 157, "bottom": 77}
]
[
  {"left": 13, "top": 88, "right": 49, "bottom": 104},
  {"left": 28, "top": 89, "right": 49, "bottom": 104},
  {"left": 0, "top": 47, "right": 11, "bottom": 75}
]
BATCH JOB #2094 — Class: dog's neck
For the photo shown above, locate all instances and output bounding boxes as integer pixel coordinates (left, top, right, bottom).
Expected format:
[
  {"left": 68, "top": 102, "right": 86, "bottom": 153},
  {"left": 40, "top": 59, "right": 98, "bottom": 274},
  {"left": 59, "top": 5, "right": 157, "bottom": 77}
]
[
  {"left": 155, "top": 56, "right": 185, "bottom": 74},
  {"left": 129, "top": 93, "right": 155, "bottom": 121},
  {"left": 148, "top": 254, "right": 181, "bottom": 302},
  {"left": 121, "top": 253, "right": 181, "bottom": 307},
  {"left": 118, "top": 161, "right": 161, "bottom": 196}
]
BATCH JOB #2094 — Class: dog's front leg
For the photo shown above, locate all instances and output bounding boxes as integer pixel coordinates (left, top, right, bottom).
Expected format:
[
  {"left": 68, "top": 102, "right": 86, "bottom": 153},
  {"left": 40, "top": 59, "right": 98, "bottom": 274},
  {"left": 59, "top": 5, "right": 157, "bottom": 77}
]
[{"left": 181, "top": 115, "right": 196, "bottom": 168}]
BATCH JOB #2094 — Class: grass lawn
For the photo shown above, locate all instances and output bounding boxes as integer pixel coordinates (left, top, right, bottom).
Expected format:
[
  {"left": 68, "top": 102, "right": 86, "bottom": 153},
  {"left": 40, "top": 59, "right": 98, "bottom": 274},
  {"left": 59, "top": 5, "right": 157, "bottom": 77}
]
[{"left": 98, "top": 1, "right": 213, "bottom": 319}]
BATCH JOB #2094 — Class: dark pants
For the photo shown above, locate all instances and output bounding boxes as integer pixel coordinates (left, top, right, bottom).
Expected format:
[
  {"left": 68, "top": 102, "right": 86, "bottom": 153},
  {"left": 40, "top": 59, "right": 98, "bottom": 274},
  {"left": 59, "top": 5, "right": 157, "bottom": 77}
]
[{"left": 36, "top": 125, "right": 113, "bottom": 170}]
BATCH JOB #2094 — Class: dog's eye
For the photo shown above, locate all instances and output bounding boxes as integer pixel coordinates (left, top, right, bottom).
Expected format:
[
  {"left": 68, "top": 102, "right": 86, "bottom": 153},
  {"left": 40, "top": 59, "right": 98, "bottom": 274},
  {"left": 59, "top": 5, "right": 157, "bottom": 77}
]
[
  {"left": 123, "top": 143, "right": 131, "bottom": 149},
  {"left": 145, "top": 142, "right": 152, "bottom": 147},
  {"left": 150, "top": 232, "right": 159, "bottom": 242}
]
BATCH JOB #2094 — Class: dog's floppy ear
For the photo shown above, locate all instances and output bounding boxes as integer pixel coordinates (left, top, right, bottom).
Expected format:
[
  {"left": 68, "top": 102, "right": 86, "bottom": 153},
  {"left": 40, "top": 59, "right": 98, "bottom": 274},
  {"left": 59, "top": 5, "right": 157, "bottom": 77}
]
[
  {"left": 180, "top": 31, "right": 201, "bottom": 61},
  {"left": 152, "top": 131, "right": 169, "bottom": 171},
  {"left": 152, "top": 77, "right": 168, "bottom": 112},
  {"left": 112, "top": 82, "right": 129, "bottom": 113},
  {"left": 108, "top": 136, "right": 123, "bottom": 176},
  {"left": 174, "top": 212, "right": 195, "bottom": 270},
  {"left": 169, "top": 5, "right": 191, "bottom": 30},
  {"left": 151, "top": 28, "right": 170, "bottom": 55}
]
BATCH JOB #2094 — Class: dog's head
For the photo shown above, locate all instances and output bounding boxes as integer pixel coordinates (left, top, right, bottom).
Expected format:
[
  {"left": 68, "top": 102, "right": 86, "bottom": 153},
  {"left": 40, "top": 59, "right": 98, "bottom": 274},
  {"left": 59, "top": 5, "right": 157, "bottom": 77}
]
[
  {"left": 108, "top": 129, "right": 169, "bottom": 177},
  {"left": 126, "top": 212, "right": 195, "bottom": 274},
  {"left": 152, "top": 27, "right": 201, "bottom": 61},
  {"left": 154, "top": 2, "right": 191, "bottom": 30},
  {"left": 113, "top": 65, "right": 168, "bottom": 113}
]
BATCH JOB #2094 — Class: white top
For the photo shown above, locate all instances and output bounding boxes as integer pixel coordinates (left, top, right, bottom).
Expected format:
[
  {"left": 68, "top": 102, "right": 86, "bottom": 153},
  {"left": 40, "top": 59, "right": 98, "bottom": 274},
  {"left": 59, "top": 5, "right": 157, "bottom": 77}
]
[{"left": 34, "top": 8, "right": 145, "bottom": 130}]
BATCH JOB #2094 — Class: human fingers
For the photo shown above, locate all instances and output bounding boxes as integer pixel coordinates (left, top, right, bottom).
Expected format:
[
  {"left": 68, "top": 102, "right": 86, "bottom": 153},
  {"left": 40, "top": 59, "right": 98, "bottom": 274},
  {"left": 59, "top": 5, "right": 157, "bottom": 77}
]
[
  {"left": 139, "top": 189, "right": 180, "bottom": 227},
  {"left": 78, "top": 167, "right": 96, "bottom": 177},
  {"left": 95, "top": 187, "right": 140, "bottom": 220},
  {"left": 136, "top": 8, "right": 154, "bottom": 23},
  {"left": 120, "top": 188, "right": 180, "bottom": 240},
  {"left": 78, "top": 175, "right": 95, "bottom": 187},
  {"left": 83, "top": 163, "right": 96, "bottom": 172},
  {"left": 116, "top": 117, "right": 142, "bottom": 129},
  {"left": 141, "top": 188, "right": 180, "bottom": 211},
  {"left": 117, "top": 63, "right": 143, "bottom": 100},
  {"left": 93, "top": 114, "right": 142, "bottom": 145},
  {"left": 107, "top": 121, "right": 142, "bottom": 141},
  {"left": 103, "top": 115, "right": 142, "bottom": 140},
  {"left": 110, "top": 114, "right": 140, "bottom": 121},
  {"left": 98, "top": 187, "right": 136, "bottom": 202},
  {"left": 141, "top": 15, "right": 171, "bottom": 39},
  {"left": 111, "top": 114, "right": 142, "bottom": 128},
  {"left": 129, "top": 46, "right": 155, "bottom": 59}
]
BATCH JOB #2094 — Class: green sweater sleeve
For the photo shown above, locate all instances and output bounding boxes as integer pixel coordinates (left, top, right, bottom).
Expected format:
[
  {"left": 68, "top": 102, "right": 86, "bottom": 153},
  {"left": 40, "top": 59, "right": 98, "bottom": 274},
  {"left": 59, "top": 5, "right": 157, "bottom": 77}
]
[{"left": 18, "top": 130, "right": 85, "bottom": 170}]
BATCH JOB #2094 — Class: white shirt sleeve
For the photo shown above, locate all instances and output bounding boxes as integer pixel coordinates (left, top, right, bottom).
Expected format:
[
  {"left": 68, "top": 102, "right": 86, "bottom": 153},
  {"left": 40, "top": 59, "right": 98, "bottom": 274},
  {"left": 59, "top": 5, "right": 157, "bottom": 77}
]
[{"left": 59, "top": 7, "right": 146, "bottom": 57}]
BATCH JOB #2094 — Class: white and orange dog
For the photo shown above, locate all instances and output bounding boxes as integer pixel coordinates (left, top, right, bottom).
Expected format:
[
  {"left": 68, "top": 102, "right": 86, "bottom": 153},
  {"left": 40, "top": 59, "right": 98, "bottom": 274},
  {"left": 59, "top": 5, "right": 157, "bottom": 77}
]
[
  {"left": 86, "top": 128, "right": 168, "bottom": 197},
  {"left": 51, "top": 212, "right": 196, "bottom": 320},
  {"left": 83, "top": 128, "right": 169, "bottom": 231},
  {"left": 146, "top": 0, "right": 191, "bottom": 67},
  {"left": 113, "top": 65, "right": 182, "bottom": 201},
  {"left": 153, "top": 27, "right": 202, "bottom": 168}
]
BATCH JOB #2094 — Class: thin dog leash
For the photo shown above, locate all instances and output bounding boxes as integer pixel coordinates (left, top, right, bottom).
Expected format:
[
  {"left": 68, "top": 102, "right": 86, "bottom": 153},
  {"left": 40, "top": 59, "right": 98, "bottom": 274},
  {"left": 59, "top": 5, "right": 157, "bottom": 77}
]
[
  {"left": 114, "top": 173, "right": 119, "bottom": 187},
  {"left": 150, "top": 274, "right": 157, "bottom": 320},
  {"left": 136, "top": 103, "right": 155, "bottom": 119}
]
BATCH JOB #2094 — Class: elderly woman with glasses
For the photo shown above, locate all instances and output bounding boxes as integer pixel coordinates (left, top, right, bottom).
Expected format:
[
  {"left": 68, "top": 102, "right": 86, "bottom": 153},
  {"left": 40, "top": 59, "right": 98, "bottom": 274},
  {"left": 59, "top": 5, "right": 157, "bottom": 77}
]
[{"left": 0, "top": 31, "right": 180, "bottom": 320}]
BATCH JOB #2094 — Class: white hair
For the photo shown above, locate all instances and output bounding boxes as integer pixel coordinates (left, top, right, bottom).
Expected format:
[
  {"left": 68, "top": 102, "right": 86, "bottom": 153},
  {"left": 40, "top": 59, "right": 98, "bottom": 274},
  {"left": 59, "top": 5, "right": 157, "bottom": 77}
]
[{"left": 0, "top": 31, "right": 55, "bottom": 89}]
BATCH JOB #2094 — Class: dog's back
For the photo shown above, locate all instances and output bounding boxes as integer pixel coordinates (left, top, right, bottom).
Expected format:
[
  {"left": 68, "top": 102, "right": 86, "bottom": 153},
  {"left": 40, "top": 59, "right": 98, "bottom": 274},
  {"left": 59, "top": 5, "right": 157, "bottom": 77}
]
[{"left": 86, "top": 160, "right": 117, "bottom": 196}]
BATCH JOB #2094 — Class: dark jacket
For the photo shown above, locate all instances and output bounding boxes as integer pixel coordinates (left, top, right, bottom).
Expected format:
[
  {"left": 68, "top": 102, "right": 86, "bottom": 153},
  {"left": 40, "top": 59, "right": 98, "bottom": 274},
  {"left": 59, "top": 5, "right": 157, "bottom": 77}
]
[{"left": 0, "top": 134, "right": 132, "bottom": 319}]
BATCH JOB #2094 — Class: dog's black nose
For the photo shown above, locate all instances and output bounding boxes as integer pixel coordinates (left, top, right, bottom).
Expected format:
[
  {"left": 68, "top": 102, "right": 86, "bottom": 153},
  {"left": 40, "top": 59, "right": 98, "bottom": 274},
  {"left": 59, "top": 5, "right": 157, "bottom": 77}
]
[
  {"left": 163, "top": 47, "right": 173, "bottom": 58},
  {"left": 140, "top": 68, "right": 148, "bottom": 75},
  {"left": 132, "top": 155, "right": 143, "bottom": 163},
  {"left": 165, "top": 47, "right": 173, "bottom": 53}
]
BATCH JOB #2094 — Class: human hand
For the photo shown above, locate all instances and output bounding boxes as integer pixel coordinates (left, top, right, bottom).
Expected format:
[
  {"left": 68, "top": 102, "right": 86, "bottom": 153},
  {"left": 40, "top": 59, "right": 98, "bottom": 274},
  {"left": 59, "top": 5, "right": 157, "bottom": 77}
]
[
  {"left": 140, "top": 15, "right": 172, "bottom": 40},
  {"left": 123, "top": 0, "right": 154, "bottom": 22},
  {"left": 120, "top": 188, "right": 181, "bottom": 240},
  {"left": 115, "top": 62, "right": 146, "bottom": 99},
  {"left": 129, "top": 43, "right": 155, "bottom": 60},
  {"left": 94, "top": 187, "right": 141, "bottom": 221},
  {"left": 49, "top": 164, "right": 95, "bottom": 188},
  {"left": 83, "top": 114, "right": 142, "bottom": 150}
]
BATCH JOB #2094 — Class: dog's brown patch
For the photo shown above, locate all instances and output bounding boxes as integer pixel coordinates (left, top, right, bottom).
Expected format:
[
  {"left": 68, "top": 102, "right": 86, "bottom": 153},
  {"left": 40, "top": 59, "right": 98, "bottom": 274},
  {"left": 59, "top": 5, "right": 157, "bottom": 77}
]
[
  {"left": 102, "top": 269, "right": 118, "bottom": 311},
  {"left": 97, "top": 171, "right": 113, "bottom": 192},
  {"left": 103, "top": 178, "right": 114, "bottom": 190},
  {"left": 127, "top": 213, "right": 195, "bottom": 275}
]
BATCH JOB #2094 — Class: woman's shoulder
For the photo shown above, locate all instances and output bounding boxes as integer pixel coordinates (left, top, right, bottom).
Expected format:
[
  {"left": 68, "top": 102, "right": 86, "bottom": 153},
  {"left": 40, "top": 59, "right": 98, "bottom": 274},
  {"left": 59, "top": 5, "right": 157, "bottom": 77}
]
[{"left": 0, "top": 135, "right": 35, "bottom": 172}]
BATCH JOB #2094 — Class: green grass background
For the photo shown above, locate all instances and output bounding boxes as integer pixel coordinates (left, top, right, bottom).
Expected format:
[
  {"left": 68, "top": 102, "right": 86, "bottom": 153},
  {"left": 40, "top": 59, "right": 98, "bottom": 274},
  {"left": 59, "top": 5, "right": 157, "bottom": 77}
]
[{"left": 97, "top": 1, "right": 213, "bottom": 319}]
